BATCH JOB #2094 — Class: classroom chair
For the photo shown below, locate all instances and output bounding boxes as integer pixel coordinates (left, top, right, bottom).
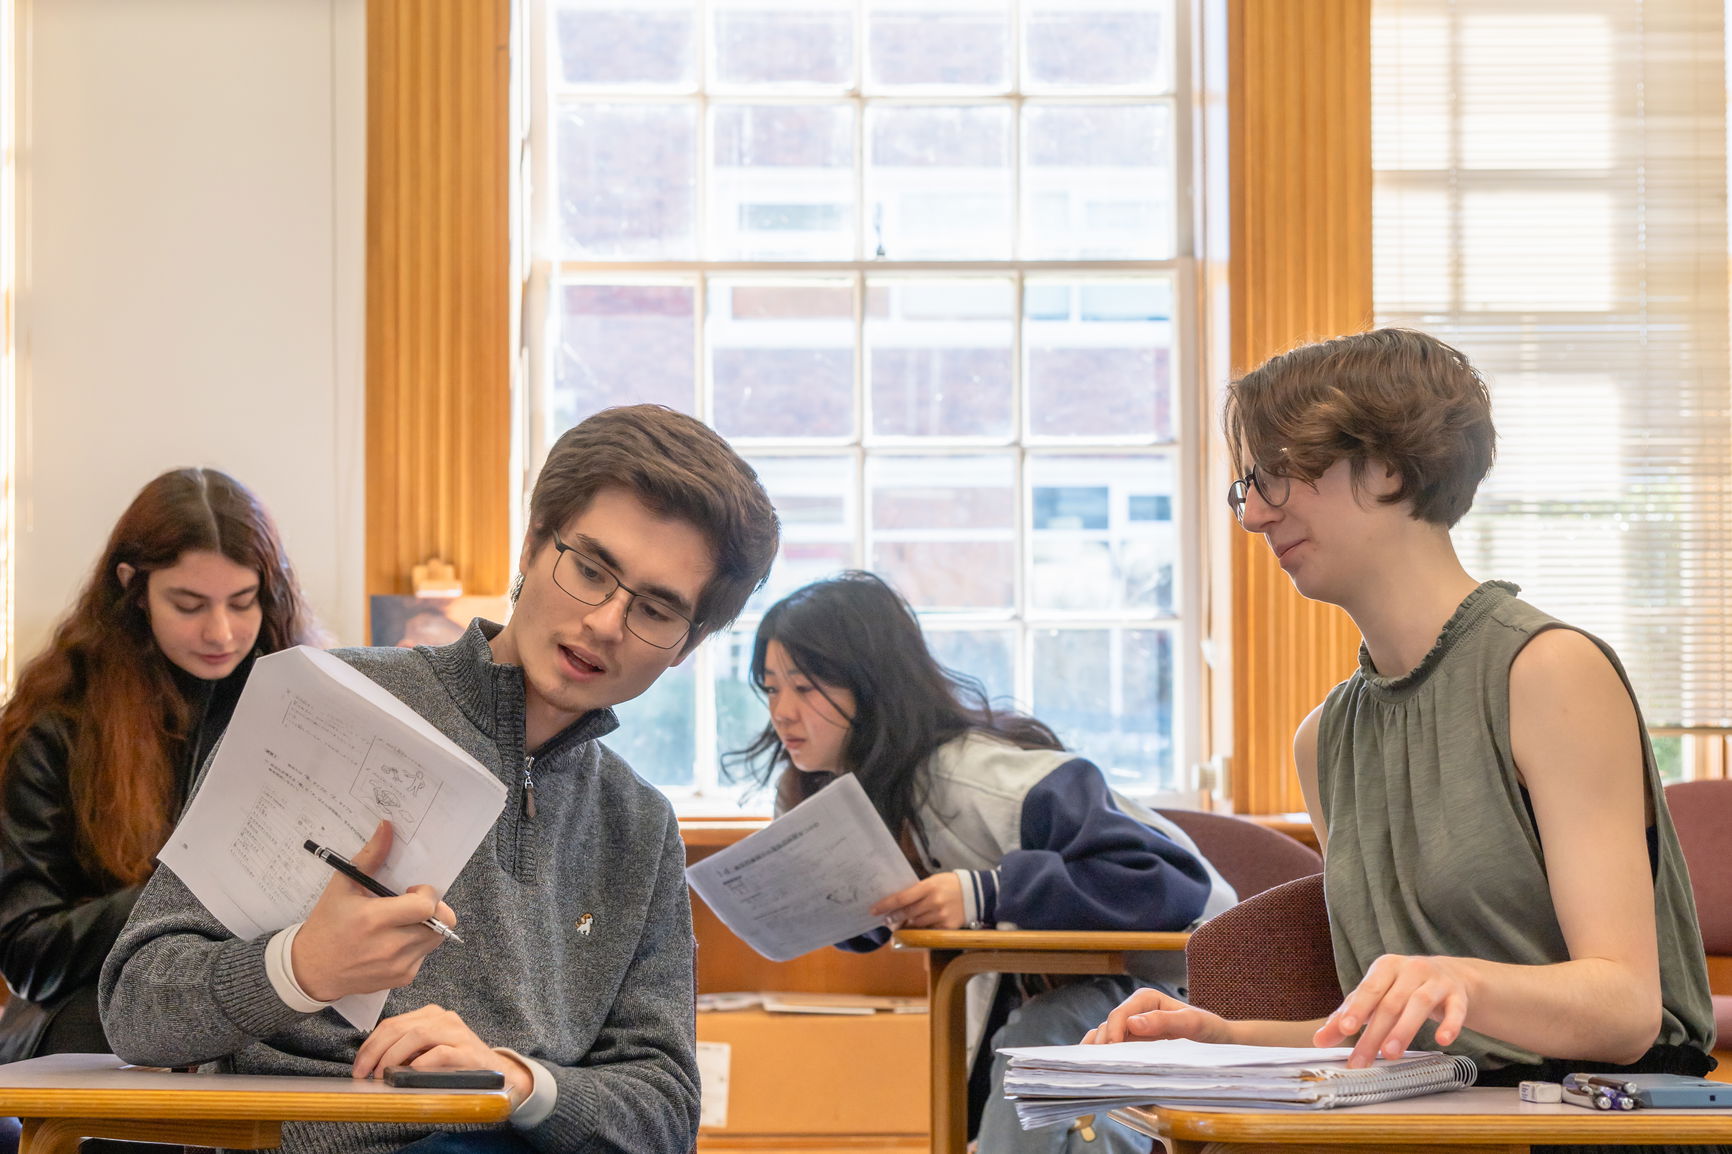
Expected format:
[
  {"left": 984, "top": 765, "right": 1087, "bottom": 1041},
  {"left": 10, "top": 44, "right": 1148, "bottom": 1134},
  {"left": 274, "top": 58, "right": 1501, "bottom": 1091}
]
[
  {"left": 1155, "top": 808, "right": 1322, "bottom": 901},
  {"left": 898, "top": 812, "right": 1323, "bottom": 1154},
  {"left": 1662, "top": 779, "right": 1732, "bottom": 1083},
  {"left": 1185, "top": 871, "right": 1338, "bottom": 1022}
]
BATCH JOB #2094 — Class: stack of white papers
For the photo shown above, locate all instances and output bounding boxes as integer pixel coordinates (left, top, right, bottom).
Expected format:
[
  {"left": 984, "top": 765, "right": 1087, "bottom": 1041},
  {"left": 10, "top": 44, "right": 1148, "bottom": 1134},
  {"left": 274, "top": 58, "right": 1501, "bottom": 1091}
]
[{"left": 1002, "top": 1039, "right": 1478, "bottom": 1128}]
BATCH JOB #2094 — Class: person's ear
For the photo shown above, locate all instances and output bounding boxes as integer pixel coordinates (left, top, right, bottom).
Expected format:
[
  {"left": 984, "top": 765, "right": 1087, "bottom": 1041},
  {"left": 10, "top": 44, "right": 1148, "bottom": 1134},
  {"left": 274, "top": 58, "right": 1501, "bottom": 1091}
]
[{"left": 116, "top": 562, "right": 137, "bottom": 588}]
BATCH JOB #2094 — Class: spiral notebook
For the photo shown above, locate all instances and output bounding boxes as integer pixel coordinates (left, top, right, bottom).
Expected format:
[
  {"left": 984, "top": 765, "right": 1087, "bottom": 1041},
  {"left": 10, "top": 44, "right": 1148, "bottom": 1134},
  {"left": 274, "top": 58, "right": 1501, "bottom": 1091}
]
[{"left": 1002, "top": 1039, "right": 1478, "bottom": 1129}]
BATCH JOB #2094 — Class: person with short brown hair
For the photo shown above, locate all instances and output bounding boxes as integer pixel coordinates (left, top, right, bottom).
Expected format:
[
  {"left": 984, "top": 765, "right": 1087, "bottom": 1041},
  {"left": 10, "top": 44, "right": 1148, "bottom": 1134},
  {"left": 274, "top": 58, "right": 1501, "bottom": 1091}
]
[
  {"left": 104, "top": 406, "right": 781, "bottom": 1154},
  {"left": 1224, "top": 326, "right": 1496, "bottom": 529},
  {"left": 1091, "top": 330, "right": 1721, "bottom": 1144}
]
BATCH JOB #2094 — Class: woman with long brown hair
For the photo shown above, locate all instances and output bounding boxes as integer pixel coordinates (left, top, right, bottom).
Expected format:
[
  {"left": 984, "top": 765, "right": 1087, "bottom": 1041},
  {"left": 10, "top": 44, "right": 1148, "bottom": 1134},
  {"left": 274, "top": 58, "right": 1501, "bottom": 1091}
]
[{"left": 0, "top": 467, "right": 318, "bottom": 1061}]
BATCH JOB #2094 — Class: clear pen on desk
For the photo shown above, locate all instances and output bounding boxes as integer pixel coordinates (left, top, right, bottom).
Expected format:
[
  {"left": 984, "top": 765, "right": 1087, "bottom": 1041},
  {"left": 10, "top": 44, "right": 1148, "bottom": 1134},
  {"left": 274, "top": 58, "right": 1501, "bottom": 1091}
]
[{"left": 302, "top": 839, "right": 464, "bottom": 945}]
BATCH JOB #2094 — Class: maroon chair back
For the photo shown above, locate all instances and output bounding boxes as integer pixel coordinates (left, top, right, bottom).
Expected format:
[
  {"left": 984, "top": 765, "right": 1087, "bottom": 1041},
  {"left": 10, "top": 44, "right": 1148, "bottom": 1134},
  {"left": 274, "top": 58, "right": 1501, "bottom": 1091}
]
[
  {"left": 1157, "top": 808, "right": 1323, "bottom": 900},
  {"left": 1664, "top": 780, "right": 1732, "bottom": 956},
  {"left": 1186, "top": 873, "right": 1339, "bottom": 1021}
]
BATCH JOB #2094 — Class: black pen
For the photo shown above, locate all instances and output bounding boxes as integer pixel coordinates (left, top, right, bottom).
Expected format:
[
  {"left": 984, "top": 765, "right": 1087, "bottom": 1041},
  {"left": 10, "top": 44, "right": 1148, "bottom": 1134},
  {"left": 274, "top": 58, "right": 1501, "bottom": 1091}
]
[{"left": 302, "top": 839, "right": 463, "bottom": 945}]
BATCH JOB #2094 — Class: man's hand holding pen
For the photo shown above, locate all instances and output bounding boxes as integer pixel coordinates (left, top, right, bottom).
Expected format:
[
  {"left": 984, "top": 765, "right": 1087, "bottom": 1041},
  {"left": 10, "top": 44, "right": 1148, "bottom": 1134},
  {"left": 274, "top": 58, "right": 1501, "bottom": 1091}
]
[{"left": 290, "top": 820, "right": 458, "bottom": 1002}]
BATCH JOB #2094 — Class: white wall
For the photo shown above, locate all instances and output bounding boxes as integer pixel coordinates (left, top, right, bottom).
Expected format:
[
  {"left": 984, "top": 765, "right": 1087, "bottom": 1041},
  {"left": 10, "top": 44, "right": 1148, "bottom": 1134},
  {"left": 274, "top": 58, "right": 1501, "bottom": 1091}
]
[{"left": 12, "top": 0, "right": 366, "bottom": 662}]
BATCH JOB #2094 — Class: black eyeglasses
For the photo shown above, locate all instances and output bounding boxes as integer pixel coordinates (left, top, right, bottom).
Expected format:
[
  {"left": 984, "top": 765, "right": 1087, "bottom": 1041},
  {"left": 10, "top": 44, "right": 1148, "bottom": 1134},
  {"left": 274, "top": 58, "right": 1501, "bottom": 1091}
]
[
  {"left": 1226, "top": 465, "right": 1293, "bottom": 523},
  {"left": 549, "top": 532, "right": 696, "bottom": 650}
]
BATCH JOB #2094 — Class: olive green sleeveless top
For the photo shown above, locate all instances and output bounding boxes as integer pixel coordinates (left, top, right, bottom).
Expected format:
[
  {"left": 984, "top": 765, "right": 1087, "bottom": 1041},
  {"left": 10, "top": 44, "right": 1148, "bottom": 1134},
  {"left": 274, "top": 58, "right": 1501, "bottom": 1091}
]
[{"left": 1316, "top": 581, "right": 1715, "bottom": 1070}]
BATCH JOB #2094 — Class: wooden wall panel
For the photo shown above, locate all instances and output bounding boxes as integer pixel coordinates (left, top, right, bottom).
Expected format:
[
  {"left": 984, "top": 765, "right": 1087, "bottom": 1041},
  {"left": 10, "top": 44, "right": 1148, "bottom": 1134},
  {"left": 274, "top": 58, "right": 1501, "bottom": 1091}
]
[
  {"left": 1228, "top": 0, "right": 1372, "bottom": 813},
  {"left": 366, "top": 0, "right": 513, "bottom": 602}
]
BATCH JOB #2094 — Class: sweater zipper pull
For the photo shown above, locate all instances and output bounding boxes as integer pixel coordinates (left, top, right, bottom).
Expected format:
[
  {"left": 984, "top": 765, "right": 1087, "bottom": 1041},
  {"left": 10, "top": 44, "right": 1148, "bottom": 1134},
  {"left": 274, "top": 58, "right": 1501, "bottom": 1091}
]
[{"left": 521, "top": 755, "right": 537, "bottom": 820}]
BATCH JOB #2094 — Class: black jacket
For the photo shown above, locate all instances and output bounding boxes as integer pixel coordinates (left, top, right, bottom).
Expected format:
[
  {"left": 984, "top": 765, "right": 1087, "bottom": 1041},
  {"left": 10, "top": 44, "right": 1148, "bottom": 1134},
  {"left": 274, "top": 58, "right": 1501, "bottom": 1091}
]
[{"left": 0, "top": 659, "right": 249, "bottom": 1060}]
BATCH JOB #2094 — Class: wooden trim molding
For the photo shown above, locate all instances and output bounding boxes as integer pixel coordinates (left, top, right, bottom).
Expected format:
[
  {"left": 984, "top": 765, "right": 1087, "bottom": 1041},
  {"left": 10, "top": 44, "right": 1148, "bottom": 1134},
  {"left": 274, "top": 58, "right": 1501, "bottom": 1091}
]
[
  {"left": 1227, "top": 0, "right": 1372, "bottom": 812},
  {"left": 366, "top": 0, "right": 513, "bottom": 603}
]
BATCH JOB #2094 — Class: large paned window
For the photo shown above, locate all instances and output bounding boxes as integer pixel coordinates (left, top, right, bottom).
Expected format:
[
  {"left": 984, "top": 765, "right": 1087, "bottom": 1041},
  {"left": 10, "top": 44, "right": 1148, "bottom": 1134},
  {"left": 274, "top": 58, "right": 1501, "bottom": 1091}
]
[
  {"left": 526, "top": 0, "right": 1199, "bottom": 807},
  {"left": 1373, "top": 0, "right": 1732, "bottom": 778}
]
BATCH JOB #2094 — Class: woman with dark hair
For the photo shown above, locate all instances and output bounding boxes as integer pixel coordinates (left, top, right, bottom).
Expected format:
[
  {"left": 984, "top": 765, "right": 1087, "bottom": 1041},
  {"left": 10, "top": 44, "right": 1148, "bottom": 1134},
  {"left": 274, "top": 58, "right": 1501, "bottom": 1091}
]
[
  {"left": 734, "top": 571, "right": 1235, "bottom": 1154},
  {"left": 0, "top": 467, "right": 319, "bottom": 1063}
]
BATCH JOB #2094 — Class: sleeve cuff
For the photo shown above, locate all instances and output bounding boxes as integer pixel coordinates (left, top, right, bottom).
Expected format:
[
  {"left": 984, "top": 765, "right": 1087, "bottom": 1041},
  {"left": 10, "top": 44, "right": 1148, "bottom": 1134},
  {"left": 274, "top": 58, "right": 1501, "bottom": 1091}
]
[
  {"left": 953, "top": 868, "right": 1000, "bottom": 929},
  {"left": 265, "top": 923, "right": 337, "bottom": 1014},
  {"left": 496, "top": 1048, "right": 556, "bottom": 1128}
]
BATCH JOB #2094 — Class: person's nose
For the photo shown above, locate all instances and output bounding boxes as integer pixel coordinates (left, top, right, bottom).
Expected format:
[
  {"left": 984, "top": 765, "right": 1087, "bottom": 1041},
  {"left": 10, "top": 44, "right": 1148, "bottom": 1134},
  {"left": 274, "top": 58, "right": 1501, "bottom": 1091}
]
[
  {"left": 1240, "top": 484, "right": 1282, "bottom": 533},
  {"left": 204, "top": 606, "right": 235, "bottom": 647},
  {"left": 583, "top": 587, "right": 630, "bottom": 643}
]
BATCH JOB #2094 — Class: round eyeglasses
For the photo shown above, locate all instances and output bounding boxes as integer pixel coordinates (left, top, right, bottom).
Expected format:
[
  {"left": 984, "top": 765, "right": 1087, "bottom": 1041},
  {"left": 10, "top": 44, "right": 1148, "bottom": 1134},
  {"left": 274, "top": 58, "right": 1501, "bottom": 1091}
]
[
  {"left": 549, "top": 532, "right": 696, "bottom": 650},
  {"left": 1226, "top": 465, "right": 1292, "bottom": 523}
]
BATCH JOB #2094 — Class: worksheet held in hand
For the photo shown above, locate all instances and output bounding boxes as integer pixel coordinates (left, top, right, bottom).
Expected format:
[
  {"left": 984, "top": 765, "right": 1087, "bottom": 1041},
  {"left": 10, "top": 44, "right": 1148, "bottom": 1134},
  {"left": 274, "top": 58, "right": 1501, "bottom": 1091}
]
[
  {"left": 159, "top": 646, "right": 506, "bottom": 1030},
  {"left": 686, "top": 773, "right": 918, "bottom": 962}
]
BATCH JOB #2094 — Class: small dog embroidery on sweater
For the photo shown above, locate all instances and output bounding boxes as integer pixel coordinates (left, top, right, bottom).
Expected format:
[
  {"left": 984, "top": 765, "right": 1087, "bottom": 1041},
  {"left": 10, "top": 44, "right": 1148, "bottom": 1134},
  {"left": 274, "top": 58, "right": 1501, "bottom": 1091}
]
[{"left": 576, "top": 913, "right": 595, "bottom": 935}]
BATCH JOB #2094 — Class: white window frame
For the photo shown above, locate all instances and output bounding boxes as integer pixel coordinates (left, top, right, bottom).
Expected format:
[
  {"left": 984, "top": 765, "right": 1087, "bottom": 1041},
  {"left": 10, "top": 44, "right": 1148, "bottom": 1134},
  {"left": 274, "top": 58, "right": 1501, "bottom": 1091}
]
[{"left": 519, "top": 0, "right": 1211, "bottom": 812}]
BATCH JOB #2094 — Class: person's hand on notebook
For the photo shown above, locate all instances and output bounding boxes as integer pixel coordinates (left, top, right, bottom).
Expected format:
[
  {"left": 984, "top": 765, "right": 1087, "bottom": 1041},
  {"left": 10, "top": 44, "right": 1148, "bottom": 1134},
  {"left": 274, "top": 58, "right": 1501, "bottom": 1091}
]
[
  {"left": 1082, "top": 986, "right": 1234, "bottom": 1046},
  {"left": 871, "top": 873, "right": 965, "bottom": 929},
  {"left": 291, "top": 820, "right": 458, "bottom": 1001},
  {"left": 1314, "top": 953, "right": 1469, "bottom": 1068}
]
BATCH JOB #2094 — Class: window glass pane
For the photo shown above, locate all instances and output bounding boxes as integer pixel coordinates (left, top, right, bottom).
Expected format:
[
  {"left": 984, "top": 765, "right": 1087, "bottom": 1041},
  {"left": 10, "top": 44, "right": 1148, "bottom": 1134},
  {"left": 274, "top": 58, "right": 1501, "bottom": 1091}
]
[
  {"left": 709, "top": 103, "right": 856, "bottom": 260},
  {"left": 867, "top": 278, "right": 1014, "bottom": 438},
  {"left": 924, "top": 625, "right": 1017, "bottom": 711},
  {"left": 558, "top": 103, "right": 697, "bottom": 258},
  {"left": 869, "top": 454, "right": 1016, "bottom": 610},
  {"left": 1024, "top": 277, "right": 1174, "bottom": 439},
  {"left": 1022, "top": 1, "right": 1174, "bottom": 92},
  {"left": 712, "top": 1, "right": 855, "bottom": 89},
  {"left": 607, "top": 658, "right": 696, "bottom": 788},
  {"left": 743, "top": 454, "right": 857, "bottom": 611},
  {"left": 1458, "top": 13, "right": 1613, "bottom": 171},
  {"left": 708, "top": 279, "right": 856, "bottom": 438},
  {"left": 553, "top": 283, "right": 694, "bottom": 431},
  {"left": 866, "top": 0, "right": 1012, "bottom": 92},
  {"left": 1371, "top": 11, "right": 1450, "bottom": 171},
  {"left": 1373, "top": 185, "right": 1451, "bottom": 314},
  {"left": 713, "top": 627, "right": 773, "bottom": 803},
  {"left": 554, "top": 0, "right": 697, "bottom": 89},
  {"left": 1028, "top": 454, "right": 1175, "bottom": 614},
  {"left": 867, "top": 104, "right": 1013, "bottom": 259},
  {"left": 1031, "top": 626, "right": 1173, "bottom": 791},
  {"left": 1023, "top": 103, "right": 1174, "bottom": 259},
  {"left": 1461, "top": 190, "right": 1615, "bottom": 312}
]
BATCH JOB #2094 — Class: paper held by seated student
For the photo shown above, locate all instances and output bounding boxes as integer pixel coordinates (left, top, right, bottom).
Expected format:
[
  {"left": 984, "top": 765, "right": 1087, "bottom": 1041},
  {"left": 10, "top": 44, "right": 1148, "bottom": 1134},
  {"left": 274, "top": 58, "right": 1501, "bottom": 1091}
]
[
  {"left": 158, "top": 646, "right": 507, "bottom": 1030},
  {"left": 686, "top": 773, "right": 918, "bottom": 962}
]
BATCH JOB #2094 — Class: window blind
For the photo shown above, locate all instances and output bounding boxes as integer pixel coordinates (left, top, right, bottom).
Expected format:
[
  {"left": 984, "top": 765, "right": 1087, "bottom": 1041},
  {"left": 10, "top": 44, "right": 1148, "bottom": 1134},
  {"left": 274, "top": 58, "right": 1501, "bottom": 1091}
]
[{"left": 1373, "top": 0, "right": 1732, "bottom": 729}]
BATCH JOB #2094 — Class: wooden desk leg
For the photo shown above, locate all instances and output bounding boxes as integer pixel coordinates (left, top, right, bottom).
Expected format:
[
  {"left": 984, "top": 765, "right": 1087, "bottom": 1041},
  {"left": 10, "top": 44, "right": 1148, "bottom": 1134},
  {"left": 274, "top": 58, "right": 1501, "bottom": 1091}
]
[
  {"left": 926, "top": 948, "right": 968, "bottom": 1154},
  {"left": 20, "top": 1116, "right": 282, "bottom": 1154},
  {"left": 926, "top": 950, "right": 1131, "bottom": 1154}
]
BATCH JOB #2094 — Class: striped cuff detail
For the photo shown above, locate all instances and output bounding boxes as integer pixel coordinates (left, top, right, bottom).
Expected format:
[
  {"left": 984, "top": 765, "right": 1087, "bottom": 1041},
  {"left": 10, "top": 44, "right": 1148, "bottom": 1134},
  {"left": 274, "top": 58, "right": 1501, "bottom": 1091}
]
[{"left": 954, "top": 869, "right": 1000, "bottom": 929}]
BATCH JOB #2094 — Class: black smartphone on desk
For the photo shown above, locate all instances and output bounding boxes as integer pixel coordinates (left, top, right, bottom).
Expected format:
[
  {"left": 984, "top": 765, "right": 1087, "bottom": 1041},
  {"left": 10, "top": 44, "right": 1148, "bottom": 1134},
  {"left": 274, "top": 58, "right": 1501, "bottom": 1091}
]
[{"left": 383, "top": 1066, "right": 506, "bottom": 1090}]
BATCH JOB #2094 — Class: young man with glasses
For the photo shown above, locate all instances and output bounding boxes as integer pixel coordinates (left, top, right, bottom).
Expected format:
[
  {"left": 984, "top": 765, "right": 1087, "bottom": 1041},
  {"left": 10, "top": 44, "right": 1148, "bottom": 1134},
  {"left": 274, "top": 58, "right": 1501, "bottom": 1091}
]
[{"left": 102, "top": 406, "right": 780, "bottom": 1154}]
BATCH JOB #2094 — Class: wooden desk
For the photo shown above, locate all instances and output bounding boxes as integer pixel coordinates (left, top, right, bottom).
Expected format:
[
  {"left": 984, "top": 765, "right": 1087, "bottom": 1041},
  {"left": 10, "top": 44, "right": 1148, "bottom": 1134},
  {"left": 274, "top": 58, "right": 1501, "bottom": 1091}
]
[
  {"left": 1111, "top": 1086, "right": 1732, "bottom": 1153},
  {"left": 892, "top": 929, "right": 1189, "bottom": 1154},
  {"left": 0, "top": 1053, "right": 513, "bottom": 1154}
]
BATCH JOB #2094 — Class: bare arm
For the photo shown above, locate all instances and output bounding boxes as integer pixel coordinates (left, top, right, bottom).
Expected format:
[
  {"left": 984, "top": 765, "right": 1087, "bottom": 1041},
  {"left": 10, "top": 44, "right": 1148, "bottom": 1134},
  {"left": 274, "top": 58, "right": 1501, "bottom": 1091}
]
[
  {"left": 1294, "top": 704, "right": 1328, "bottom": 855},
  {"left": 1317, "top": 628, "right": 1661, "bottom": 1065}
]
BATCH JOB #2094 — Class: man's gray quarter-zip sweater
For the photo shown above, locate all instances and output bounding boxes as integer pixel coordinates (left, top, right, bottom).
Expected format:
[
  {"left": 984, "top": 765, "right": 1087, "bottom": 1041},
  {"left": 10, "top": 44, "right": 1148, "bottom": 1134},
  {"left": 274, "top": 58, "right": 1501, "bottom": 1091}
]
[{"left": 100, "top": 619, "right": 700, "bottom": 1154}]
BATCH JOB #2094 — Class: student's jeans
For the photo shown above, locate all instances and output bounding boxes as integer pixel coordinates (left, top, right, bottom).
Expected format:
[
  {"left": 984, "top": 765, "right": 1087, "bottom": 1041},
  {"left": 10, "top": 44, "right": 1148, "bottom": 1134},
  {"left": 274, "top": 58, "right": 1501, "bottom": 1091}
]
[{"left": 975, "top": 973, "right": 1151, "bottom": 1154}]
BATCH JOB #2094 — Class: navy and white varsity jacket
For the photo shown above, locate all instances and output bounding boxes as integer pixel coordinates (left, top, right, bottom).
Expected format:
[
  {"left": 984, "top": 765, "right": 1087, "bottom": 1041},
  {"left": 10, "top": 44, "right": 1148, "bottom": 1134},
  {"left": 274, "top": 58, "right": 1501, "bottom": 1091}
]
[{"left": 838, "top": 733, "right": 1236, "bottom": 981}]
